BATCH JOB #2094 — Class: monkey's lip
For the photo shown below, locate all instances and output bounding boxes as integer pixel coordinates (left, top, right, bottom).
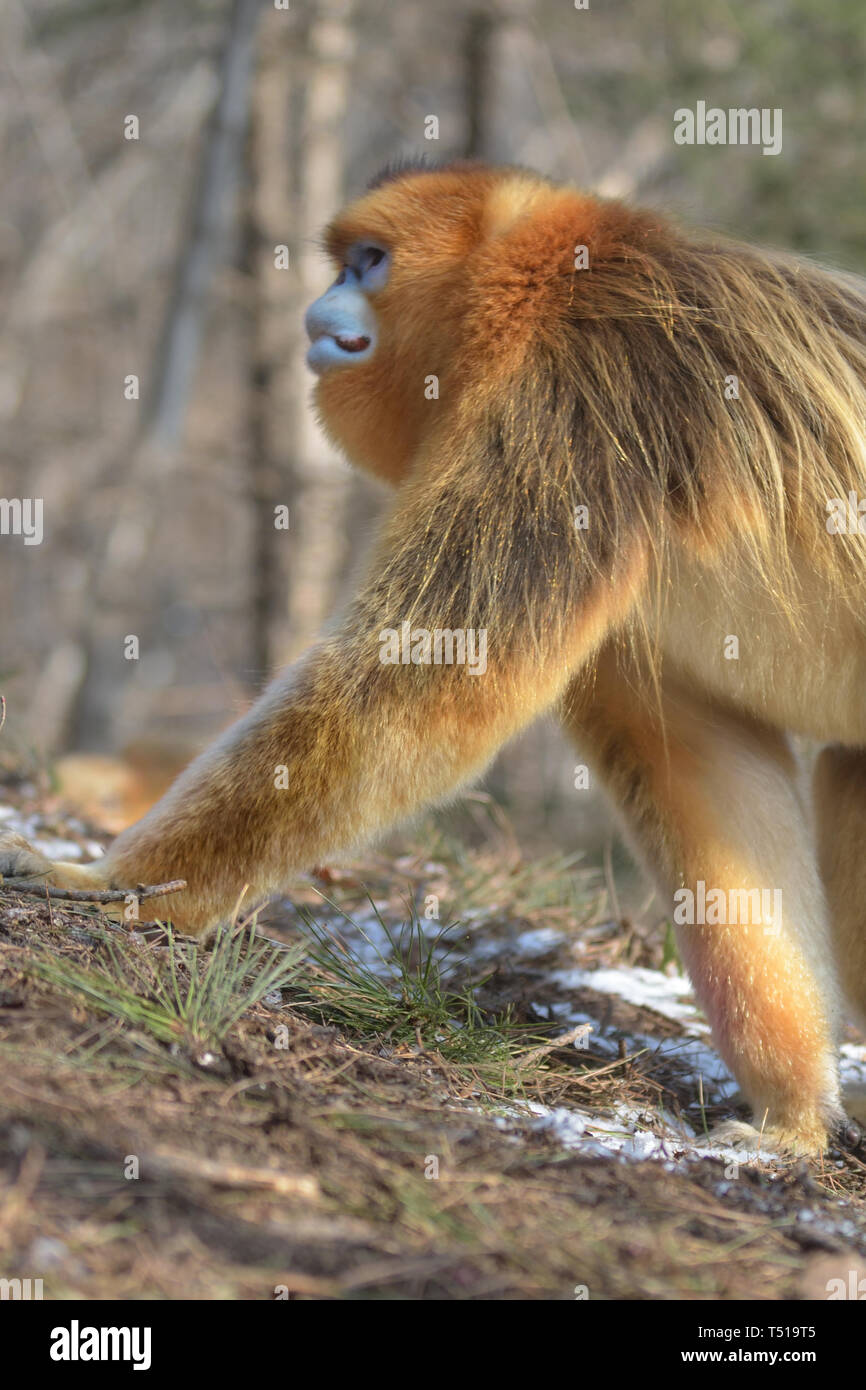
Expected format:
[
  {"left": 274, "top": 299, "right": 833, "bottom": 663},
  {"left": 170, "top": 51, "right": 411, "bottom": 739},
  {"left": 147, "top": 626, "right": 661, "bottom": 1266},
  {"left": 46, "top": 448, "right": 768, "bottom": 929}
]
[
  {"left": 306, "top": 332, "right": 376, "bottom": 375},
  {"left": 334, "top": 333, "right": 370, "bottom": 352}
]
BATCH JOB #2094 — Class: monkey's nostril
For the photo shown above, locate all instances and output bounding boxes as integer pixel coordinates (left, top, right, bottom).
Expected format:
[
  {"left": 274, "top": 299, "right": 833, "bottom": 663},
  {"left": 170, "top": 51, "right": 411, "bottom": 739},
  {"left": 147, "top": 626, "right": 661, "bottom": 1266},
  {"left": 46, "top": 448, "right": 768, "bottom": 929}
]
[{"left": 335, "top": 333, "right": 371, "bottom": 353}]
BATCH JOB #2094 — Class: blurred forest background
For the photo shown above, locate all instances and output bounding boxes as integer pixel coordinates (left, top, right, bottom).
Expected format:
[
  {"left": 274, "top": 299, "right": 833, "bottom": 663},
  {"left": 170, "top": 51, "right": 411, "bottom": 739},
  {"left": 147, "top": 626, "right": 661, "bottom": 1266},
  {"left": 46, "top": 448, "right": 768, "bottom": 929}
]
[{"left": 1, "top": 0, "right": 864, "bottom": 855}]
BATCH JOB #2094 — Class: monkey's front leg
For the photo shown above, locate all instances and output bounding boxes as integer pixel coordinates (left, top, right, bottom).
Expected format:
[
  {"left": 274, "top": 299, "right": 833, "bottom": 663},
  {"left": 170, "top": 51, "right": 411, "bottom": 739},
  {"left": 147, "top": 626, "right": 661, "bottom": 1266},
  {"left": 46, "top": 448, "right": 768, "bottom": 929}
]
[
  {"left": 2, "top": 630, "right": 571, "bottom": 934},
  {"left": 2, "top": 411, "right": 649, "bottom": 934}
]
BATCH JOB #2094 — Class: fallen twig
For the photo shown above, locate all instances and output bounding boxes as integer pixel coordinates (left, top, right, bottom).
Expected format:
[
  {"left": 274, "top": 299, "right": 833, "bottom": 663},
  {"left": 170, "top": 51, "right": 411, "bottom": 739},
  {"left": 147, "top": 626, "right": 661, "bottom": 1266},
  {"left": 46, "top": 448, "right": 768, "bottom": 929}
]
[
  {"left": 516, "top": 1023, "right": 593, "bottom": 1070},
  {"left": 0, "top": 877, "right": 186, "bottom": 903}
]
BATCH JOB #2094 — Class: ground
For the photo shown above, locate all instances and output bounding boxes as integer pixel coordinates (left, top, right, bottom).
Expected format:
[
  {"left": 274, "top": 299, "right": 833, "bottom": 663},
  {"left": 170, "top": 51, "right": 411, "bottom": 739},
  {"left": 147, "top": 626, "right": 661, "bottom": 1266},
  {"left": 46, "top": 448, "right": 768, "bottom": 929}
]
[{"left": 1, "top": 777, "right": 866, "bottom": 1301}]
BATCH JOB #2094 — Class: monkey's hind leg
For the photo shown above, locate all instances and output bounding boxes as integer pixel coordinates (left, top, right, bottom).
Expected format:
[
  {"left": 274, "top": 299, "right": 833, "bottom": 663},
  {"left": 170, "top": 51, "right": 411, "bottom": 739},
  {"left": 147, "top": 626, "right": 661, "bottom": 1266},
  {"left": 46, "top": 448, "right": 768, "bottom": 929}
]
[
  {"left": 814, "top": 745, "right": 866, "bottom": 1126},
  {"left": 563, "top": 656, "right": 843, "bottom": 1155}
]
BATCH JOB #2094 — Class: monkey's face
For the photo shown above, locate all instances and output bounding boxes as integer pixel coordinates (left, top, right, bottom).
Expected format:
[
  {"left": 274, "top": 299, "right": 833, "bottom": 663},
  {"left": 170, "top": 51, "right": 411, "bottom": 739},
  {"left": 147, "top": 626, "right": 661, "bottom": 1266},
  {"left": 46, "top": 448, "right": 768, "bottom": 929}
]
[
  {"left": 305, "top": 164, "right": 556, "bottom": 484},
  {"left": 304, "top": 243, "right": 388, "bottom": 376}
]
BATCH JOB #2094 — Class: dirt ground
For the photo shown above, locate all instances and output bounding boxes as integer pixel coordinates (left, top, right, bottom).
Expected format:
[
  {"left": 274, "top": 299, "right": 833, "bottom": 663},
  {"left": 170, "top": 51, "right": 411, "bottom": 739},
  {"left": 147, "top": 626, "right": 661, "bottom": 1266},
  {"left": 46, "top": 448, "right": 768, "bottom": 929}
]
[{"left": 2, "top": 778, "right": 866, "bottom": 1302}]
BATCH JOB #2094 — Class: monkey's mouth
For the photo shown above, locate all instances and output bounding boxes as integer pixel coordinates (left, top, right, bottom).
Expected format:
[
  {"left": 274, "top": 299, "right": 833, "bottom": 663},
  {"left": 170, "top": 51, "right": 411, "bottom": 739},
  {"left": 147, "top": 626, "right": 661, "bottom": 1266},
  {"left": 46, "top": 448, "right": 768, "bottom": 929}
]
[
  {"left": 334, "top": 333, "right": 370, "bottom": 353},
  {"left": 306, "top": 330, "right": 376, "bottom": 374}
]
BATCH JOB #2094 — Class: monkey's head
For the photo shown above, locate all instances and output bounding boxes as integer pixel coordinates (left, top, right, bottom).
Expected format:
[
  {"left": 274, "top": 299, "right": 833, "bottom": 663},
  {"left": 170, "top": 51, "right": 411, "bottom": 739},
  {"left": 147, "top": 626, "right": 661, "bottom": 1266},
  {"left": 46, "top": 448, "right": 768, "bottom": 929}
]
[{"left": 305, "top": 161, "right": 614, "bottom": 484}]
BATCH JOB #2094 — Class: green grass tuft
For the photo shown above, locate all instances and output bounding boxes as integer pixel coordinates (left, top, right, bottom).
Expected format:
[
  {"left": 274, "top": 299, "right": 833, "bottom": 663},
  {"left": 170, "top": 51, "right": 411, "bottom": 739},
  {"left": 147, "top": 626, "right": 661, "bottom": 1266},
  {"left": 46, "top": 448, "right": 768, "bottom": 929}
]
[{"left": 28, "top": 921, "right": 305, "bottom": 1050}]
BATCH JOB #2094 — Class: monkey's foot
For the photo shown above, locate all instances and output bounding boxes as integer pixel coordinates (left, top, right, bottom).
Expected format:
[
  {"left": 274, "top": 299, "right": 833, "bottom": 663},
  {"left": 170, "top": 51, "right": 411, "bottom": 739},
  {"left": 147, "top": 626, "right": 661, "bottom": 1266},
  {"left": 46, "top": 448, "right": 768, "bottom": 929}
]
[{"left": 705, "top": 1116, "right": 828, "bottom": 1157}]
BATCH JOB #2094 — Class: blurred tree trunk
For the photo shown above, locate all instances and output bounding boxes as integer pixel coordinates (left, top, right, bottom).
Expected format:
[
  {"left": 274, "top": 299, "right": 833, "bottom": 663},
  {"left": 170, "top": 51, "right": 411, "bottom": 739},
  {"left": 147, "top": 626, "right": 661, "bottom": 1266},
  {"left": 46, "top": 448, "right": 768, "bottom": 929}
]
[
  {"left": 246, "top": 11, "right": 298, "bottom": 682},
  {"left": 464, "top": 10, "right": 495, "bottom": 158},
  {"left": 69, "top": 0, "right": 263, "bottom": 749},
  {"left": 248, "top": 0, "right": 357, "bottom": 681},
  {"left": 142, "top": 0, "right": 262, "bottom": 452},
  {"left": 466, "top": 1, "right": 591, "bottom": 181},
  {"left": 281, "top": 0, "right": 358, "bottom": 667}
]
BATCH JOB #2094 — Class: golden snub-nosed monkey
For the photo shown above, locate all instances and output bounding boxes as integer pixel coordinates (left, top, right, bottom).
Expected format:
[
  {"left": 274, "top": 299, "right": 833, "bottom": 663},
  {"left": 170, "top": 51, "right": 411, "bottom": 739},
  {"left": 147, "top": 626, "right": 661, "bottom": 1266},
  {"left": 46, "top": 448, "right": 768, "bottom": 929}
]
[{"left": 5, "top": 160, "right": 866, "bottom": 1154}]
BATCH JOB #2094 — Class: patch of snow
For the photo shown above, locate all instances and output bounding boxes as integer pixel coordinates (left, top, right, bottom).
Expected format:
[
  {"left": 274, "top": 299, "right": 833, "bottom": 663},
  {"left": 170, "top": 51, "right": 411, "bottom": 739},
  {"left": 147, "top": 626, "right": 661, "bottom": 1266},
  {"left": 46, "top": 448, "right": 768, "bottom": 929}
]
[
  {"left": 472, "top": 925, "right": 566, "bottom": 961},
  {"left": 535, "top": 971, "right": 738, "bottom": 1104},
  {"left": 30, "top": 836, "right": 83, "bottom": 860},
  {"left": 501, "top": 1098, "right": 768, "bottom": 1167},
  {"left": 0, "top": 805, "right": 84, "bottom": 861},
  {"left": 306, "top": 906, "right": 460, "bottom": 980},
  {"left": 551, "top": 964, "right": 702, "bottom": 1026},
  {"left": 323, "top": 909, "right": 399, "bottom": 970},
  {"left": 840, "top": 1042, "right": 866, "bottom": 1090},
  {"left": 650, "top": 1033, "right": 738, "bottom": 1101}
]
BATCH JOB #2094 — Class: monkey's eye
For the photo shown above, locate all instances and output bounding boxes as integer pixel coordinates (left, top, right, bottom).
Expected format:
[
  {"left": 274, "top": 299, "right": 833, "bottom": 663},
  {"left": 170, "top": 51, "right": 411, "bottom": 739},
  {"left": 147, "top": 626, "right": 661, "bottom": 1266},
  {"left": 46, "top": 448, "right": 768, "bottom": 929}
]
[{"left": 349, "top": 242, "right": 390, "bottom": 291}]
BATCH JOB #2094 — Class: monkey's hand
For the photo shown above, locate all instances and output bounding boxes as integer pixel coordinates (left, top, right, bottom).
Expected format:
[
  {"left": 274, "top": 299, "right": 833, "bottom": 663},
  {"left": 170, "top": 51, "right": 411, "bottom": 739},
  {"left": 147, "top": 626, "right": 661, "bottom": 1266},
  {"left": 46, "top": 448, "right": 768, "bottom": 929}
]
[
  {"left": 0, "top": 829, "right": 112, "bottom": 897},
  {"left": 0, "top": 831, "right": 188, "bottom": 928}
]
